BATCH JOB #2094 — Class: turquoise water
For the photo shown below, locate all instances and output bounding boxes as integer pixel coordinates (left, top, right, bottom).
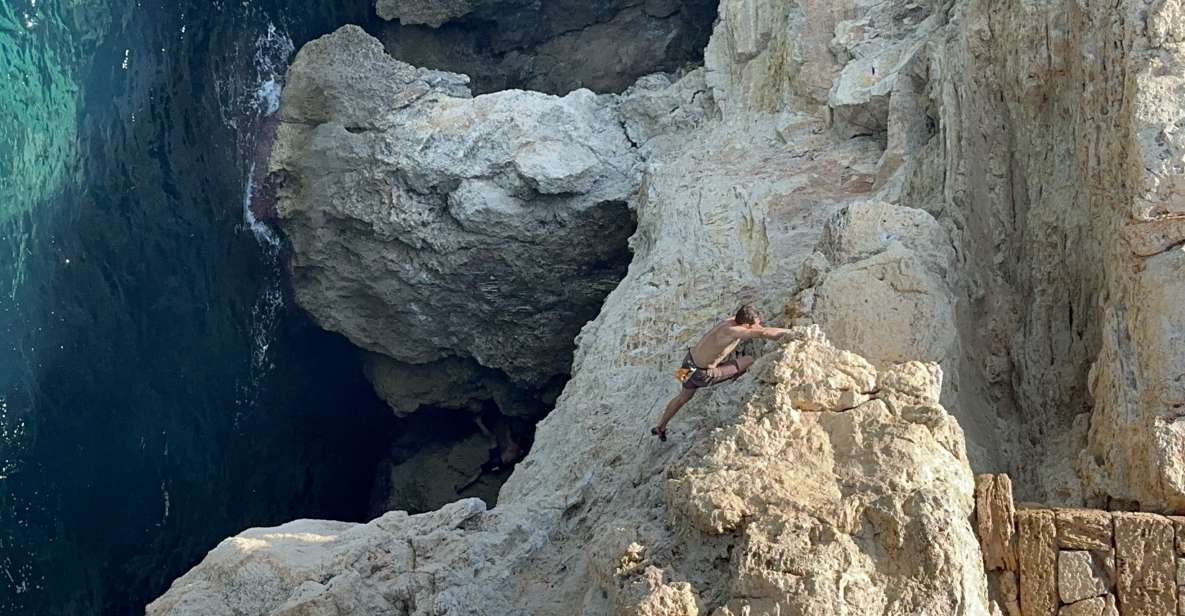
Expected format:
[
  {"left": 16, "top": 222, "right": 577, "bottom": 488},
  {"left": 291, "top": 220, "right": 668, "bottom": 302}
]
[{"left": 0, "top": 1, "right": 393, "bottom": 613}]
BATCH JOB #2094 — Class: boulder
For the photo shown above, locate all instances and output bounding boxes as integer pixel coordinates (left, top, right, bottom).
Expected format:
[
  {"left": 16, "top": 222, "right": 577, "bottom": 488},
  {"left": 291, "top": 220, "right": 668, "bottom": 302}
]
[{"left": 270, "top": 25, "right": 642, "bottom": 403}]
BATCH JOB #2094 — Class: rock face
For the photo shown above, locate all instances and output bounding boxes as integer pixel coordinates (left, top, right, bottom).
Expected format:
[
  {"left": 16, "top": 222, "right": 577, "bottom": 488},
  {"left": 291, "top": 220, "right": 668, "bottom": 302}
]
[
  {"left": 912, "top": 0, "right": 1185, "bottom": 509},
  {"left": 149, "top": 330, "right": 989, "bottom": 615},
  {"left": 700, "top": 0, "right": 1185, "bottom": 511},
  {"left": 270, "top": 25, "right": 645, "bottom": 512},
  {"left": 375, "top": 0, "right": 719, "bottom": 94},
  {"left": 271, "top": 25, "right": 639, "bottom": 395}
]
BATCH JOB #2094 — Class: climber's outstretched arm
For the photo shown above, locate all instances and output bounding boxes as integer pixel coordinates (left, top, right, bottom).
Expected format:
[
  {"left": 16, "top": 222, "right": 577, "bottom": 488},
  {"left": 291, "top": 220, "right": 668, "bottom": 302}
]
[{"left": 732, "top": 325, "right": 792, "bottom": 341}]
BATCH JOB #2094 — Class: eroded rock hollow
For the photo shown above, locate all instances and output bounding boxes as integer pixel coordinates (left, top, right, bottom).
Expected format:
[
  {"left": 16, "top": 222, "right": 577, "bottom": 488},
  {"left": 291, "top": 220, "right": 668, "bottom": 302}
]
[{"left": 374, "top": 0, "right": 719, "bottom": 93}]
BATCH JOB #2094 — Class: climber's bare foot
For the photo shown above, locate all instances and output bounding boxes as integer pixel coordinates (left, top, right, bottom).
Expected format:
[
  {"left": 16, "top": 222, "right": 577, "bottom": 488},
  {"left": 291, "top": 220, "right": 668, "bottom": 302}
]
[{"left": 650, "top": 426, "right": 667, "bottom": 442}]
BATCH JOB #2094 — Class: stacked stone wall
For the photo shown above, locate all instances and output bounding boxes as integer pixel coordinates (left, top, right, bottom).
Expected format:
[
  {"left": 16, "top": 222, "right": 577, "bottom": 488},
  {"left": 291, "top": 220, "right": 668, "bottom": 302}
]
[{"left": 976, "top": 474, "right": 1185, "bottom": 616}]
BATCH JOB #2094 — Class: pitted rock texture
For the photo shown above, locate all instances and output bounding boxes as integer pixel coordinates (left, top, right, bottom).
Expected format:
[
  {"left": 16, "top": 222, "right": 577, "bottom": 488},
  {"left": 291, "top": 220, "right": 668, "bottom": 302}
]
[
  {"left": 788, "top": 199, "right": 969, "bottom": 429},
  {"left": 376, "top": 0, "right": 719, "bottom": 94},
  {"left": 270, "top": 25, "right": 639, "bottom": 396},
  {"left": 149, "top": 330, "right": 989, "bottom": 615},
  {"left": 917, "top": 0, "right": 1185, "bottom": 510},
  {"left": 701, "top": 0, "right": 1185, "bottom": 510}
]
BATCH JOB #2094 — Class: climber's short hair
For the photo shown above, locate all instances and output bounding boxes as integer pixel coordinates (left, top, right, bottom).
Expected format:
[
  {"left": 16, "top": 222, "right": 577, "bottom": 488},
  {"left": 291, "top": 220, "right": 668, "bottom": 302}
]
[{"left": 735, "top": 304, "right": 761, "bottom": 325}]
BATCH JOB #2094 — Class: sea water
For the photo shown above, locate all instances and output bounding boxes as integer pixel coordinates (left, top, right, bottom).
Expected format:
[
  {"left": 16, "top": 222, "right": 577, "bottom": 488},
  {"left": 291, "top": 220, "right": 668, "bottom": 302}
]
[{"left": 0, "top": 1, "right": 392, "bottom": 613}]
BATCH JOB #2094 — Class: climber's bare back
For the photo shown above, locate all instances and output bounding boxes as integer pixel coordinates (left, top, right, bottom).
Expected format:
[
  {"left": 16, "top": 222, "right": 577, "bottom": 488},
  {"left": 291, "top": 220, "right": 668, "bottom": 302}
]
[{"left": 689, "top": 318, "right": 758, "bottom": 368}]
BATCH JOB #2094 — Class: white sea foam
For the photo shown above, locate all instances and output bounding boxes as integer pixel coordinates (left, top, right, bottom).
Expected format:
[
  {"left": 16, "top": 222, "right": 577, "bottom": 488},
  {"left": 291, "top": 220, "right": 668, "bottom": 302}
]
[
  {"left": 234, "top": 21, "right": 295, "bottom": 409},
  {"left": 257, "top": 77, "right": 281, "bottom": 115},
  {"left": 241, "top": 160, "right": 280, "bottom": 249}
]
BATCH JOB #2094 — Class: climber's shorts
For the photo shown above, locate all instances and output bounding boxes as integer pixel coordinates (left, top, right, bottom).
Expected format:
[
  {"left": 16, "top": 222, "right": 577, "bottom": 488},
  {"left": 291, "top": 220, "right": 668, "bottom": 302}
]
[{"left": 680, "top": 351, "right": 743, "bottom": 390}]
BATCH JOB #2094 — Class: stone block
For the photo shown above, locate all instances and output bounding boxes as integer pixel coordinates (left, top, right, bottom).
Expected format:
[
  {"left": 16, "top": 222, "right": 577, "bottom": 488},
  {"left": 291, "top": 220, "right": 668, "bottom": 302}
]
[
  {"left": 1114, "top": 512, "right": 1177, "bottom": 615},
  {"left": 1055, "top": 509, "right": 1113, "bottom": 551},
  {"left": 1096, "top": 549, "right": 1116, "bottom": 587},
  {"left": 1169, "top": 516, "right": 1185, "bottom": 555},
  {"left": 1057, "top": 597, "right": 1104, "bottom": 616},
  {"left": 1058, "top": 550, "right": 1108, "bottom": 603},
  {"left": 1178, "top": 557, "right": 1185, "bottom": 587},
  {"left": 1018, "top": 509, "right": 1058, "bottom": 616},
  {"left": 1102, "top": 593, "right": 1118, "bottom": 616},
  {"left": 991, "top": 570, "right": 1021, "bottom": 616},
  {"left": 976, "top": 474, "right": 1018, "bottom": 571}
]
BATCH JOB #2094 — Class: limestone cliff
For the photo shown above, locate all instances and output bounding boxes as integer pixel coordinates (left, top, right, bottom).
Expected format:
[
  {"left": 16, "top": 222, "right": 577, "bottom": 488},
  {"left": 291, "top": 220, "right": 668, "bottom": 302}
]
[
  {"left": 149, "top": 328, "right": 989, "bottom": 615},
  {"left": 152, "top": 0, "right": 1185, "bottom": 612}
]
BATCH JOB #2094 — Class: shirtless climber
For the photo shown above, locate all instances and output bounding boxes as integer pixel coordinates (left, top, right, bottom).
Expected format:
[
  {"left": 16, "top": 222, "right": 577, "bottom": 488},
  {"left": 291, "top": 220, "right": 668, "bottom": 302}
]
[{"left": 650, "top": 304, "right": 792, "bottom": 441}]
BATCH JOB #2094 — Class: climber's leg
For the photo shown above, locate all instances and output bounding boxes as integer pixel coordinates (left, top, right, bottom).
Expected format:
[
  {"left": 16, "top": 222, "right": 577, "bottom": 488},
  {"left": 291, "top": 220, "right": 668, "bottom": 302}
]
[
  {"left": 717, "top": 355, "right": 754, "bottom": 383},
  {"left": 652, "top": 387, "right": 697, "bottom": 441}
]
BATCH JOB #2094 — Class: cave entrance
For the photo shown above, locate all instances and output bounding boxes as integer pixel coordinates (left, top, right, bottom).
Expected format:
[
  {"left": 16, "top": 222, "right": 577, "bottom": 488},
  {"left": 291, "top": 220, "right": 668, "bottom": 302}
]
[
  {"left": 372, "top": 0, "right": 720, "bottom": 95},
  {"left": 369, "top": 399, "right": 540, "bottom": 515}
]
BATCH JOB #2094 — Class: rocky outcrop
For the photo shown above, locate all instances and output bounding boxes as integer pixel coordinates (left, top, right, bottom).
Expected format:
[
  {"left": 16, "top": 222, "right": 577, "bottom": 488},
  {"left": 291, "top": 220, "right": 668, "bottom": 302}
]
[
  {"left": 149, "top": 330, "right": 990, "bottom": 615},
  {"left": 914, "top": 0, "right": 1185, "bottom": 510},
  {"left": 271, "top": 25, "right": 638, "bottom": 400},
  {"left": 706, "top": 0, "right": 1185, "bottom": 510},
  {"left": 375, "top": 0, "right": 719, "bottom": 94},
  {"left": 268, "top": 25, "right": 648, "bottom": 513}
]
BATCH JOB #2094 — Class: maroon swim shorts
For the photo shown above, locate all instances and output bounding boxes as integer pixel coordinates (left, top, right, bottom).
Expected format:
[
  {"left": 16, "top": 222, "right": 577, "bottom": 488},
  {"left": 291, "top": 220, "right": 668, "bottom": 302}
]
[{"left": 680, "top": 351, "right": 744, "bottom": 390}]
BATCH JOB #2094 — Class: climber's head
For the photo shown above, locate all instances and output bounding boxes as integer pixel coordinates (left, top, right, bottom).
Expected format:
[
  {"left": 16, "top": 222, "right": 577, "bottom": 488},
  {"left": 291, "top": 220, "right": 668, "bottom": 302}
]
[{"left": 735, "top": 304, "right": 761, "bottom": 327}]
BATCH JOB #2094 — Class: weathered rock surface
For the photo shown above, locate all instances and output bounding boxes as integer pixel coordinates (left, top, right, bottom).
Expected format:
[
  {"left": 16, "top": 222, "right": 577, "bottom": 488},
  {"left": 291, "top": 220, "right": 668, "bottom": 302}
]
[
  {"left": 1058, "top": 550, "right": 1108, "bottom": 604},
  {"left": 1056, "top": 509, "right": 1115, "bottom": 552},
  {"left": 271, "top": 25, "right": 639, "bottom": 400},
  {"left": 1114, "top": 513, "right": 1177, "bottom": 615},
  {"left": 805, "top": 199, "right": 957, "bottom": 371},
  {"left": 909, "top": 0, "right": 1185, "bottom": 509},
  {"left": 1018, "top": 509, "right": 1059, "bottom": 616},
  {"left": 976, "top": 474, "right": 1017, "bottom": 571},
  {"left": 150, "top": 330, "right": 989, "bottom": 615},
  {"left": 733, "top": 0, "right": 1185, "bottom": 513},
  {"left": 376, "top": 0, "right": 719, "bottom": 94},
  {"left": 1060, "top": 597, "right": 1106, "bottom": 616}
]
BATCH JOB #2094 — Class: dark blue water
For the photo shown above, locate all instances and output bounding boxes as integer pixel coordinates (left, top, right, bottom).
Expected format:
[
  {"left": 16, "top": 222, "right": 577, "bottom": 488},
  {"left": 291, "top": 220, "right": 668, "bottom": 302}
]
[{"left": 0, "top": 2, "right": 394, "bottom": 613}]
